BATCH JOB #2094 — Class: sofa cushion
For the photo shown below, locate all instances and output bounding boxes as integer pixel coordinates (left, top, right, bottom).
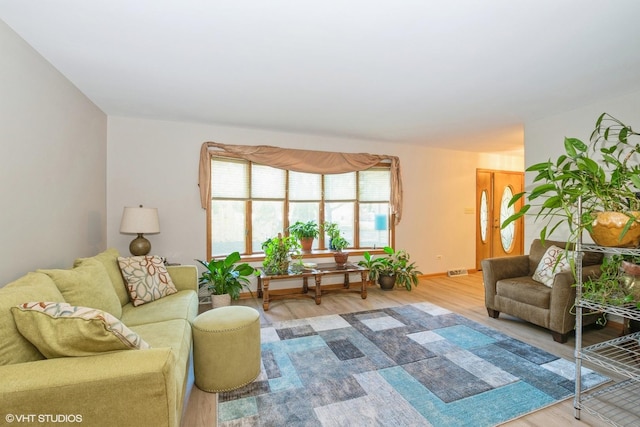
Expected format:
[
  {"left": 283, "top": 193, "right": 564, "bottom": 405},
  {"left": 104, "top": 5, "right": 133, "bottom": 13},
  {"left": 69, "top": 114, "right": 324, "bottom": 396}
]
[
  {"left": 532, "top": 245, "right": 572, "bottom": 287},
  {"left": 11, "top": 302, "right": 149, "bottom": 359},
  {"left": 121, "top": 290, "right": 199, "bottom": 327},
  {"left": 118, "top": 256, "right": 178, "bottom": 307},
  {"left": 130, "top": 318, "right": 192, "bottom": 405},
  {"left": 496, "top": 276, "right": 551, "bottom": 309},
  {"left": 39, "top": 258, "right": 122, "bottom": 318},
  {"left": 0, "top": 273, "right": 65, "bottom": 365},
  {"left": 75, "top": 248, "right": 130, "bottom": 307}
]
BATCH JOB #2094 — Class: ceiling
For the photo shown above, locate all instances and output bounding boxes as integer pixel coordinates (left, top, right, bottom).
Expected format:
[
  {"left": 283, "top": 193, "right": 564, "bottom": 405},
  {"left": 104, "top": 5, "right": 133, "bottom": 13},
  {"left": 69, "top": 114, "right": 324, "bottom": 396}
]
[{"left": 2, "top": 0, "right": 640, "bottom": 153}]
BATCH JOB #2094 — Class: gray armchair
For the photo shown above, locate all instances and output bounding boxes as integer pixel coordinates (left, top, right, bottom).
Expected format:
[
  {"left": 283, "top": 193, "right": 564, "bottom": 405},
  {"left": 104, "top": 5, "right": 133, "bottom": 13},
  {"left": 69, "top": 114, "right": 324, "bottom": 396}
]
[{"left": 481, "top": 239, "right": 603, "bottom": 343}]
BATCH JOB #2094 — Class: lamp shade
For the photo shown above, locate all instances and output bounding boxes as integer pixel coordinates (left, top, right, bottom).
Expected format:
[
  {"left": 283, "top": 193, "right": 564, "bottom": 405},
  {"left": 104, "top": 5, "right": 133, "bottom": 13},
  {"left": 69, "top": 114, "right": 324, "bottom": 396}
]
[{"left": 120, "top": 206, "right": 160, "bottom": 234}]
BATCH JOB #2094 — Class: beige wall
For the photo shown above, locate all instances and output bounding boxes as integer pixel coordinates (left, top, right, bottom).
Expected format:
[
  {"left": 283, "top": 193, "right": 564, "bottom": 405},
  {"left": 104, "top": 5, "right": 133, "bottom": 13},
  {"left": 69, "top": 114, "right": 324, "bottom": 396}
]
[
  {"left": 0, "top": 21, "right": 107, "bottom": 284},
  {"left": 524, "top": 90, "right": 640, "bottom": 249},
  {"left": 106, "top": 116, "right": 524, "bottom": 283}
]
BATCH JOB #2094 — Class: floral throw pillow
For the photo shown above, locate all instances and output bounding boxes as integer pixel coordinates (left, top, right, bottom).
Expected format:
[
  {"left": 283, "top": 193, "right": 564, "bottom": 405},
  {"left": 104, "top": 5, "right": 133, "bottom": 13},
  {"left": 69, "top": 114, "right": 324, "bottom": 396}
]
[
  {"left": 118, "top": 255, "right": 177, "bottom": 306},
  {"left": 11, "top": 302, "right": 149, "bottom": 359},
  {"left": 532, "top": 245, "right": 572, "bottom": 287}
]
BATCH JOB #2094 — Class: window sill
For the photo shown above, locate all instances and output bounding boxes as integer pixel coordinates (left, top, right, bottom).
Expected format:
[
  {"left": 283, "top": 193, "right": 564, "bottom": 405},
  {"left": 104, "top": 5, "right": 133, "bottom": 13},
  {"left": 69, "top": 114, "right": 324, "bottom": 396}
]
[{"left": 239, "top": 248, "right": 386, "bottom": 263}]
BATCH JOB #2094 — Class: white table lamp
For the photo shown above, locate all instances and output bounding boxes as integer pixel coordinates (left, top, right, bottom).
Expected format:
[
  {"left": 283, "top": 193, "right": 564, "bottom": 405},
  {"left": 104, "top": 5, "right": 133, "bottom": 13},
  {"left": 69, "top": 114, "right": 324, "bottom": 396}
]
[{"left": 120, "top": 205, "right": 160, "bottom": 256}]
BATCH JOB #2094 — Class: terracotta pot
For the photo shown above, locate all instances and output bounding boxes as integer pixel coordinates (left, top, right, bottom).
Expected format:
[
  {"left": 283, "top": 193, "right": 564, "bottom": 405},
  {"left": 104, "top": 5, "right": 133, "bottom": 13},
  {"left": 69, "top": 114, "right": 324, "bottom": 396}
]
[
  {"left": 378, "top": 274, "right": 396, "bottom": 291},
  {"left": 333, "top": 251, "right": 349, "bottom": 267},
  {"left": 211, "top": 293, "right": 231, "bottom": 309},
  {"left": 300, "top": 237, "right": 314, "bottom": 252},
  {"left": 622, "top": 260, "right": 640, "bottom": 276},
  {"left": 589, "top": 211, "right": 640, "bottom": 247}
]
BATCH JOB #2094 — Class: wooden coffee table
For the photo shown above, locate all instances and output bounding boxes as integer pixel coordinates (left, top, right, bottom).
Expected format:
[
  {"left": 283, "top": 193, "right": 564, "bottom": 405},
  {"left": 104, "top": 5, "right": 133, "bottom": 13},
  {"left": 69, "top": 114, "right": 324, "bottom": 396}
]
[{"left": 257, "top": 262, "right": 368, "bottom": 311}]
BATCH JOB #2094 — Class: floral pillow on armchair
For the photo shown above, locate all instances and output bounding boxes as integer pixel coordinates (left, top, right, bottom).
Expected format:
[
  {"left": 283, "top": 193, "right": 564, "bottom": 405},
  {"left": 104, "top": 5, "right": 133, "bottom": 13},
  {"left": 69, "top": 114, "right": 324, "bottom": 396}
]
[{"left": 532, "top": 245, "right": 572, "bottom": 287}]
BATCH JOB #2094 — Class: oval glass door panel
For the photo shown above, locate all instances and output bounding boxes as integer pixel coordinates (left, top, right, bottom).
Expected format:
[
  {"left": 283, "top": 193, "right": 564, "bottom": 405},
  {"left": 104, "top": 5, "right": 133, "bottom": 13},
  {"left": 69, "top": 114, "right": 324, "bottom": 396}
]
[
  {"left": 500, "top": 186, "right": 515, "bottom": 252},
  {"left": 480, "top": 190, "right": 488, "bottom": 242}
]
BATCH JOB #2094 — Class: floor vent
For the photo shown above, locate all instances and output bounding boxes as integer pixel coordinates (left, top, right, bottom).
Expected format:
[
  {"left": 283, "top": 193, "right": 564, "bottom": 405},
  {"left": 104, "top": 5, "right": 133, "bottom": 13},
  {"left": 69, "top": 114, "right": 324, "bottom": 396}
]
[{"left": 447, "top": 269, "right": 468, "bottom": 277}]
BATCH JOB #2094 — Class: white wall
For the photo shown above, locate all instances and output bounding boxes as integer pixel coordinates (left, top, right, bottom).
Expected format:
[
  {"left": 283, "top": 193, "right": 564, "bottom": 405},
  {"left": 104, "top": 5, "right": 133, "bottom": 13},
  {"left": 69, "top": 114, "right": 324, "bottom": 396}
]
[
  {"left": 524, "top": 90, "right": 640, "bottom": 248},
  {"left": 0, "top": 20, "right": 107, "bottom": 284},
  {"left": 106, "top": 116, "right": 523, "bottom": 284}
]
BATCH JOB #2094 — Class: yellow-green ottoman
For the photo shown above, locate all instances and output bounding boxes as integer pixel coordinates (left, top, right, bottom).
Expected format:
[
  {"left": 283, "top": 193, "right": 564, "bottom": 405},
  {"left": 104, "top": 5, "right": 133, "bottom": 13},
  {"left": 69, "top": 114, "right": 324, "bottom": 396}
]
[{"left": 192, "top": 306, "right": 261, "bottom": 392}]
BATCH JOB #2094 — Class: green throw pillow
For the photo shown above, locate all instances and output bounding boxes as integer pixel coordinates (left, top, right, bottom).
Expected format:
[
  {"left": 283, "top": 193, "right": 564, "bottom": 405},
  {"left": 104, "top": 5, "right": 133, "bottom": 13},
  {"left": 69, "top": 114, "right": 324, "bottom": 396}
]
[
  {"left": 75, "top": 248, "right": 130, "bottom": 307},
  {"left": 39, "top": 258, "right": 122, "bottom": 318},
  {"left": 11, "top": 302, "right": 150, "bottom": 359},
  {"left": 0, "top": 273, "right": 66, "bottom": 365}
]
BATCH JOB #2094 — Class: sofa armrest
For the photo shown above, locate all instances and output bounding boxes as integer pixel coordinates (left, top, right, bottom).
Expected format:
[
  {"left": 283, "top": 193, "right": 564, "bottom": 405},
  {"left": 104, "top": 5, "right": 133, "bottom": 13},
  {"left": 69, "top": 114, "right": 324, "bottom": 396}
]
[
  {"left": 0, "top": 348, "right": 178, "bottom": 427},
  {"left": 481, "top": 255, "right": 530, "bottom": 309},
  {"left": 167, "top": 265, "right": 198, "bottom": 293},
  {"left": 549, "top": 264, "right": 602, "bottom": 334}
]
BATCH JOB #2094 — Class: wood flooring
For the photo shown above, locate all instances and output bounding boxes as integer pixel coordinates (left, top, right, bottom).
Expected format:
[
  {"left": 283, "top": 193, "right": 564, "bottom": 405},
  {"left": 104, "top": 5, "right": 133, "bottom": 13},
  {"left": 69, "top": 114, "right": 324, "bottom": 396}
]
[{"left": 181, "top": 272, "right": 622, "bottom": 427}]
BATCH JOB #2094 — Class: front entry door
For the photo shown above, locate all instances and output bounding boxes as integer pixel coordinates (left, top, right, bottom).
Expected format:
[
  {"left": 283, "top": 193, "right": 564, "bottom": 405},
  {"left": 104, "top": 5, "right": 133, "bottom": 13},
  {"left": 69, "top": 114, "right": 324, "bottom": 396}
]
[{"left": 476, "top": 169, "right": 524, "bottom": 270}]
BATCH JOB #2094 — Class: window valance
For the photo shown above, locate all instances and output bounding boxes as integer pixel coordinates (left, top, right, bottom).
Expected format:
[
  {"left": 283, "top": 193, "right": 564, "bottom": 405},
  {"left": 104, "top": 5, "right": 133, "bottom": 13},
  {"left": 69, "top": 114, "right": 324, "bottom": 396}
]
[{"left": 198, "top": 142, "right": 403, "bottom": 224}]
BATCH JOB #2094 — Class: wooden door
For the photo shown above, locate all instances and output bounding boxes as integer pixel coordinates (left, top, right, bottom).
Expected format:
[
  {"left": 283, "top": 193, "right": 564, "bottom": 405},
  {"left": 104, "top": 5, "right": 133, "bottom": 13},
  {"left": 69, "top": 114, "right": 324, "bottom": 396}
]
[{"left": 476, "top": 169, "right": 524, "bottom": 270}]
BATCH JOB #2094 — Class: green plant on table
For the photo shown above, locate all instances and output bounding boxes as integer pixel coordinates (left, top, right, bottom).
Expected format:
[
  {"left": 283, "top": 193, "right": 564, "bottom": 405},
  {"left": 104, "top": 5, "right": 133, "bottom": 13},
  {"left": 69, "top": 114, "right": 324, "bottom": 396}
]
[
  {"left": 261, "top": 233, "right": 301, "bottom": 275},
  {"left": 331, "top": 235, "right": 349, "bottom": 252},
  {"left": 196, "top": 252, "right": 258, "bottom": 300}
]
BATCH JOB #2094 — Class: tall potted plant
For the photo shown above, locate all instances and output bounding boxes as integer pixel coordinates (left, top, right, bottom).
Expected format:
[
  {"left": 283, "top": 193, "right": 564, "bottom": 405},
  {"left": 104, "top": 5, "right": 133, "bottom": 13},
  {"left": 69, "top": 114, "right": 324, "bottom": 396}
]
[
  {"left": 288, "top": 220, "right": 319, "bottom": 252},
  {"left": 503, "top": 113, "right": 640, "bottom": 248},
  {"left": 196, "top": 252, "right": 258, "bottom": 308}
]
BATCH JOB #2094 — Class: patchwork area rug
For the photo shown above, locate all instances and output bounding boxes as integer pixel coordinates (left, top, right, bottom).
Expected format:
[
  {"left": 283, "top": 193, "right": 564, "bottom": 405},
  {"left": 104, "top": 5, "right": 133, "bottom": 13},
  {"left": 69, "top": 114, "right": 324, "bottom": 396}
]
[{"left": 219, "top": 302, "right": 609, "bottom": 426}]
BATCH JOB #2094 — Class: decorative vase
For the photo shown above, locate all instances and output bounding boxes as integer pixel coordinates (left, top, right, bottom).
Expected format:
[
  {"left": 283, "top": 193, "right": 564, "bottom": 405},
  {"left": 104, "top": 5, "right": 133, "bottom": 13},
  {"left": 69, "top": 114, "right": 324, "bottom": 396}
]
[
  {"left": 589, "top": 211, "right": 640, "bottom": 247},
  {"left": 333, "top": 251, "right": 349, "bottom": 267},
  {"left": 211, "top": 293, "right": 231, "bottom": 309},
  {"left": 378, "top": 274, "right": 396, "bottom": 291}
]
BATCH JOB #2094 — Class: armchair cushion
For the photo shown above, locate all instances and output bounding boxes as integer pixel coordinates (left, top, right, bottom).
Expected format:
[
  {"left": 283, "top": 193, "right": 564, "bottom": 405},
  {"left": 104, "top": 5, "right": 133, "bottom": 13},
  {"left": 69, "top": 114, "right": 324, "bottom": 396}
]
[{"left": 496, "top": 276, "right": 551, "bottom": 309}]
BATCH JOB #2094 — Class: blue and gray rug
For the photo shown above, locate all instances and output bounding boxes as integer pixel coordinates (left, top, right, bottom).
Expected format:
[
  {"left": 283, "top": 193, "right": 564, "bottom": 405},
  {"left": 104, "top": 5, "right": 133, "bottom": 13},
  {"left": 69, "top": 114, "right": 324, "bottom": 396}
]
[{"left": 219, "top": 302, "right": 608, "bottom": 426}]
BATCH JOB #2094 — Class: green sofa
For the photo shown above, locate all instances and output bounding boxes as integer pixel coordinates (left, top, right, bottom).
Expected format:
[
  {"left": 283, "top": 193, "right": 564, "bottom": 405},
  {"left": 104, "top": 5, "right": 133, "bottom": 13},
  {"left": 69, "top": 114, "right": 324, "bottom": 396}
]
[{"left": 0, "top": 248, "right": 199, "bottom": 427}]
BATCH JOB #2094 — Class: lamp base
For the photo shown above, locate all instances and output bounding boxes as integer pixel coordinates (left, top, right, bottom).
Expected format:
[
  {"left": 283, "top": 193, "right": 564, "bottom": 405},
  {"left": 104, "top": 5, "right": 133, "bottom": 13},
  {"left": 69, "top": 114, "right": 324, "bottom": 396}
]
[{"left": 129, "top": 234, "right": 151, "bottom": 256}]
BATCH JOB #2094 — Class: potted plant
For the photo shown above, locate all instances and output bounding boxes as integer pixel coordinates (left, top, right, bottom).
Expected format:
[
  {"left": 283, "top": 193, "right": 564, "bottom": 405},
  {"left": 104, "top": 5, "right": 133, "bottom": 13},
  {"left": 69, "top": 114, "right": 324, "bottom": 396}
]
[
  {"left": 503, "top": 113, "right": 640, "bottom": 249},
  {"left": 196, "top": 251, "right": 258, "bottom": 308},
  {"left": 324, "top": 221, "right": 340, "bottom": 250},
  {"left": 262, "top": 233, "right": 301, "bottom": 275},
  {"left": 288, "top": 220, "right": 319, "bottom": 252},
  {"left": 331, "top": 235, "right": 350, "bottom": 266},
  {"left": 358, "top": 246, "right": 422, "bottom": 291}
]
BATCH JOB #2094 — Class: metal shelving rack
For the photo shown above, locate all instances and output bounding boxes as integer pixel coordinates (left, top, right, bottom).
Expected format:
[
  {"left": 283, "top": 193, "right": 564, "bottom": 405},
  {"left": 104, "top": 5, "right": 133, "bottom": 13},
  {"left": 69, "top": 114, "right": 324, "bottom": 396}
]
[{"left": 575, "top": 243, "right": 640, "bottom": 426}]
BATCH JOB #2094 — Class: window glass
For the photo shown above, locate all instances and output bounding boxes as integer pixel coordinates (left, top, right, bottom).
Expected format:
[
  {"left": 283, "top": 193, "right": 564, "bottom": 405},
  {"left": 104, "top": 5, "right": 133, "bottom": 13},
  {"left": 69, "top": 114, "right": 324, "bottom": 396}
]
[
  {"left": 359, "top": 169, "right": 390, "bottom": 201},
  {"left": 289, "top": 171, "right": 321, "bottom": 200},
  {"left": 211, "top": 200, "right": 245, "bottom": 255},
  {"left": 500, "top": 186, "right": 515, "bottom": 252},
  {"left": 251, "top": 201, "right": 284, "bottom": 252},
  {"left": 208, "top": 156, "right": 392, "bottom": 255},
  {"left": 359, "top": 203, "right": 389, "bottom": 248},
  {"left": 212, "top": 158, "right": 248, "bottom": 199},
  {"left": 325, "top": 172, "right": 356, "bottom": 200},
  {"left": 252, "top": 164, "right": 285, "bottom": 199}
]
